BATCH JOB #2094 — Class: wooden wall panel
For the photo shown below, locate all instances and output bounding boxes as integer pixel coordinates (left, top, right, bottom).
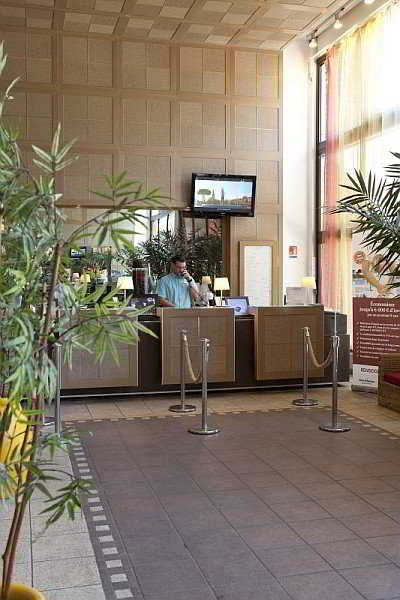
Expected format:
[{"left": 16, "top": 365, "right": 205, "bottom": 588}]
[{"left": 0, "top": 26, "right": 281, "bottom": 294}]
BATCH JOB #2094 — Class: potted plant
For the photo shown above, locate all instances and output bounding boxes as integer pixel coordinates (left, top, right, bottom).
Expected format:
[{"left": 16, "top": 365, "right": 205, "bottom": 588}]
[
  {"left": 115, "top": 246, "right": 145, "bottom": 271},
  {"left": 333, "top": 155, "right": 400, "bottom": 290},
  {"left": 139, "top": 227, "right": 223, "bottom": 283},
  {"left": 0, "top": 43, "right": 161, "bottom": 599}
]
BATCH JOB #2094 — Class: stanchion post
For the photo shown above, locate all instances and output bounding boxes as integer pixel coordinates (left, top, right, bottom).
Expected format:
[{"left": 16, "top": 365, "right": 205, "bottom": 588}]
[
  {"left": 169, "top": 329, "right": 196, "bottom": 413},
  {"left": 188, "top": 338, "right": 220, "bottom": 436},
  {"left": 54, "top": 342, "right": 62, "bottom": 437},
  {"left": 319, "top": 335, "right": 351, "bottom": 433},
  {"left": 293, "top": 327, "right": 318, "bottom": 407}
]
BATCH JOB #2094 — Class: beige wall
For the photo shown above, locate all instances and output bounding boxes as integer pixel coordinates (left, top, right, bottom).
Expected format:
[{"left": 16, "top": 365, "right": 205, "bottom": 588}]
[{"left": 0, "top": 28, "right": 281, "bottom": 294}]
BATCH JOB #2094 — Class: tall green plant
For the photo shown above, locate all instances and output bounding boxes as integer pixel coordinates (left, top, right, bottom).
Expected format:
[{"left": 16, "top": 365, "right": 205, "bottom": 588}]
[
  {"left": 115, "top": 246, "right": 145, "bottom": 271},
  {"left": 140, "top": 228, "right": 222, "bottom": 282},
  {"left": 0, "top": 43, "right": 162, "bottom": 599},
  {"left": 333, "top": 154, "right": 400, "bottom": 289}
]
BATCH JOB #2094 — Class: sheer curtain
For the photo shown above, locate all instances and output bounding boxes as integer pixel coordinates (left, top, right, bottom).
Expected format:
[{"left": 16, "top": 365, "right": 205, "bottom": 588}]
[{"left": 321, "top": 2, "right": 400, "bottom": 317}]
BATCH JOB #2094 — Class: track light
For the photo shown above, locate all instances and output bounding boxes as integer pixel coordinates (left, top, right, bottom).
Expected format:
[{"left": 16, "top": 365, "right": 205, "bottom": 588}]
[
  {"left": 333, "top": 12, "right": 343, "bottom": 29},
  {"left": 309, "top": 32, "right": 318, "bottom": 48}
]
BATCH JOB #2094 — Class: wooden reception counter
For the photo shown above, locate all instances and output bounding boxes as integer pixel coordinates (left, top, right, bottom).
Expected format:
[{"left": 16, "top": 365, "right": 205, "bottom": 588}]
[{"left": 61, "top": 305, "right": 349, "bottom": 397}]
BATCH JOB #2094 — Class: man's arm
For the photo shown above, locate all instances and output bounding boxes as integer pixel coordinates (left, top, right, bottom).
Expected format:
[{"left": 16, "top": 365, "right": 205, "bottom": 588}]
[
  {"left": 188, "top": 282, "right": 200, "bottom": 303},
  {"left": 159, "top": 296, "right": 175, "bottom": 307}
]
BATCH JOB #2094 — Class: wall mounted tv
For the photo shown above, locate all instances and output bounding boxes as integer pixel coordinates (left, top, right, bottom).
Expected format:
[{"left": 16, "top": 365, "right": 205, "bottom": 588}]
[{"left": 191, "top": 173, "right": 256, "bottom": 217}]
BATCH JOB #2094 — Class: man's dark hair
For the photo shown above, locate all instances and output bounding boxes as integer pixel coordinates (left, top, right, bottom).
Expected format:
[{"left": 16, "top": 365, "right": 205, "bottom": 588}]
[{"left": 171, "top": 254, "right": 186, "bottom": 264}]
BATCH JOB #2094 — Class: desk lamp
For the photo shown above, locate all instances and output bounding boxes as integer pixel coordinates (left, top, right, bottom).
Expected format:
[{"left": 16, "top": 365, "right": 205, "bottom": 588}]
[
  {"left": 301, "top": 276, "right": 316, "bottom": 304},
  {"left": 214, "top": 277, "right": 230, "bottom": 306},
  {"left": 117, "top": 275, "right": 134, "bottom": 301}
]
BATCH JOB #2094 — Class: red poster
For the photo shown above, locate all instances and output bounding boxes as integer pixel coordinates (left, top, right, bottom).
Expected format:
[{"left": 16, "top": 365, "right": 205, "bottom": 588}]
[{"left": 353, "top": 297, "right": 400, "bottom": 388}]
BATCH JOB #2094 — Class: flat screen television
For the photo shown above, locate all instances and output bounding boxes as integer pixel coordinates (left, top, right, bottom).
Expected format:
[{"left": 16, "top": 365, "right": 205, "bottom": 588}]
[{"left": 191, "top": 173, "right": 256, "bottom": 217}]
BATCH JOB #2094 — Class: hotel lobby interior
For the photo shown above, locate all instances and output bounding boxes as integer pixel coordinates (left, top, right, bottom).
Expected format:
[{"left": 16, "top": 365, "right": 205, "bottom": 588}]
[{"left": 1, "top": 0, "right": 400, "bottom": 599}]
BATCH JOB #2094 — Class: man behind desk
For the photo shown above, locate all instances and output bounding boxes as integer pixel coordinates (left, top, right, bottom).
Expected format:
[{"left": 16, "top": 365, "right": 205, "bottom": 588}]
[{"left": 157, "top": 255, "right": 199, "bottom": 308}]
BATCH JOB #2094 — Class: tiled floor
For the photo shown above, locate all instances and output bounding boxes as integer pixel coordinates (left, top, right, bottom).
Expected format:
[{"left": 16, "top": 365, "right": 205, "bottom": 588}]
[{"left": 6, "top": 385, "right": 400, "bottom": 599}]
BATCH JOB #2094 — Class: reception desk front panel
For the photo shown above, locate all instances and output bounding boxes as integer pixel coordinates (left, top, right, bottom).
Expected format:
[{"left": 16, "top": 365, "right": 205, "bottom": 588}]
[
  {"left": 250, "top": 306, "right": 324, "bottom": 380},
  {"left": 158, "top": 307, "right": 235, "bottom": 385},
  {"left": 61, "top": 306, "right": 348, "bottom": 395},
  {"left": 61, "top": 313, "right": 139, "bottom": 389}
]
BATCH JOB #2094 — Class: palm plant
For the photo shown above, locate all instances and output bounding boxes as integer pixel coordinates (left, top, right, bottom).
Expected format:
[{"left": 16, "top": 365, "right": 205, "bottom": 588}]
[
  {"left": 115, "top": 246, "right": 145, "bottom": 271},
  {"left": 140, "top": 229, "right": 187, "bottom": 279},
  {"left": 333, "top": 153, "right": 400, "bottom": 289},
  {"left": 140, "top": 228, "right": 222, "bottom": 282},
  {"left": 0, "top": 43, "right": 162, "bottom": 599}
]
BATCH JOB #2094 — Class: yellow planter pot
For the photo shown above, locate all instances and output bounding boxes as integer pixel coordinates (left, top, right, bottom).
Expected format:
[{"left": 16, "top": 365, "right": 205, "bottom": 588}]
[
  {"left": 0, "top": 398, "right": 32, "bottom": 499},
  {"left": 3, "top": 583, "right": 46, "bottom": 600}
]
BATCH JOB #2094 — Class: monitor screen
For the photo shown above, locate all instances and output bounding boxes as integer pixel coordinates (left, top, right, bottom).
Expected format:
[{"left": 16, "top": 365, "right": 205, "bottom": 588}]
[
  {"left": 191, "top": 173, "right": 256, "bottom": 217},
  {"left": 69, "top": 246, "right": 88, "bottom": 258}
]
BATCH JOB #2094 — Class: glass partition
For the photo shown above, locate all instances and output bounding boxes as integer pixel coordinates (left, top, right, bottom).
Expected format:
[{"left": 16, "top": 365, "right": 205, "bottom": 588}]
[{"left": 63, "top": 208, "right": 223, "bottom": 287}]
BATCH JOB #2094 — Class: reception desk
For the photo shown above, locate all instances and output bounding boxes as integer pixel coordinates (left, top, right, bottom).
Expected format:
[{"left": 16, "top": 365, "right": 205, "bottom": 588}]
[{"left": 61, "top": 305, "right": 349, "bottom": 397}]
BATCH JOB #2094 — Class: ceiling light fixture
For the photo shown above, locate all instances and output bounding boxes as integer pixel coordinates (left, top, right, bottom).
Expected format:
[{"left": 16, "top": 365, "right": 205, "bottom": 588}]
[
  {"left": 364, "top": 0, "right": 375, "bottom": 4},
  {"left": 333, "top": 11, "right": 343, "bottom": 29},
  {"left": 309, "top": 31, "right": 318, "bottom": 48}
]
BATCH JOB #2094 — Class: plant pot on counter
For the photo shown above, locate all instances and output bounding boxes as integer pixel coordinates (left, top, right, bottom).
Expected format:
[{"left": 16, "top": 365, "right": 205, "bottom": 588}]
[{"left": 3, "top": 583, "right": 46, "bottom": 600}]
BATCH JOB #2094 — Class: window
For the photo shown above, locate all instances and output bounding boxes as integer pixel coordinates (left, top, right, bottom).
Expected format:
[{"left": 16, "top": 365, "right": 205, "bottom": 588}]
[{"left": 315, "top": 57, "right": 327, "bottom": 302}]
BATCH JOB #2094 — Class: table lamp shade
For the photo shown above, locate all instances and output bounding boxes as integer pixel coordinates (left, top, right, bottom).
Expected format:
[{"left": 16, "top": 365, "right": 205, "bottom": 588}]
[
  {"left": 80, "top": 273, "right": 91, "bottom": 283},
  {"left": 202, "top": 276, "right": 212, "bottom": 285},
  {"left": 117, "top": 276, "right": 134, "bottom": 290},
  {"left": 214, "top": 277, "right": 230, "bottom": 291},
  {"left": 301, "top": 276, "right": 316, "bottom": 289}
]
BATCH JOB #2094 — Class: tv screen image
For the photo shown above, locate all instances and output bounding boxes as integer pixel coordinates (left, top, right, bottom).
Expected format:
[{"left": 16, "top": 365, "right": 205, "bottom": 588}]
[{"left": 191, "top": 174, "right": 256, "bottom": 217}]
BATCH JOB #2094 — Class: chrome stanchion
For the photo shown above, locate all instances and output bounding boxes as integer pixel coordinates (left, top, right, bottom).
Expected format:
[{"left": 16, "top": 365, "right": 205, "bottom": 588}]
[
  {"left": 293, "top": 327, "right": 318, "bottom": 406},
  {"left": 54, "top": 342, "right": 62, "bottom": 437},
  {"left": 189, "top": 338, "right": 220, "bottom": 435},
  {"left": 319, "top": 335, "right": 351, "bottom": 433},
  {"left": 169, "top": 329, "right": 196, "bottom": 413}
]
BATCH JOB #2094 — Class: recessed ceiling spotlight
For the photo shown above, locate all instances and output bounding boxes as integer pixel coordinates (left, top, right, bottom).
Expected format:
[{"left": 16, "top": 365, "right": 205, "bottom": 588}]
[
  {"left": 309, "top": 31, "right": 318, "bottom": 48},
  {"left": 333, "top": 12, "right": 343, "bottom": 29}
]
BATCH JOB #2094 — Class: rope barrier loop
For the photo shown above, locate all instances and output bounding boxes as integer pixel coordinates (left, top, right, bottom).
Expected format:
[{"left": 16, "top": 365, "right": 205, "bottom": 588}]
[
  {"left": 182, "top": 331, "right": 202, "bottom": 383},
  {"left": 304, "top": 327, "right": 333, "bottom": 370}
]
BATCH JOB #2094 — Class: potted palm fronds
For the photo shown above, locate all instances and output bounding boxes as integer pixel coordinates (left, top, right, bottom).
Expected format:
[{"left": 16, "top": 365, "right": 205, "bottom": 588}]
[
  {"left": 0, "top": 42, "right": 162, "bottom": 599},
  {"left": 333, "top": 153, "right": 400, "bottom": 290}
]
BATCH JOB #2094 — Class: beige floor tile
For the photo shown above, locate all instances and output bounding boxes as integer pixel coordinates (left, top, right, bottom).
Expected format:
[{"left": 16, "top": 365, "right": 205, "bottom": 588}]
[
  {"left": 86, "top": 404, "right": 123, "bottom": 418},
  {"left": 32, "top": 532, "right": 94, "bottom": 562},
  {"left": 44, "top": 585, "right": 106, "bottom": 600},
  {"left": 14, "top": 562, "right": 32, "bottom": 587},
  {"left": 34, "top": 556, "right": 101, "bottom": 591},
  {"left": 116, "top": 406, "right": 156, "bottom": 417},
  {"left": 0, "top": 516, "right": 30, "bottom": 540},
  {"left": 0, "top": 536, "right": 31, "bottom": 564},
  {"left": 32, "top": 513, "right": 88, "bottom": 538}
]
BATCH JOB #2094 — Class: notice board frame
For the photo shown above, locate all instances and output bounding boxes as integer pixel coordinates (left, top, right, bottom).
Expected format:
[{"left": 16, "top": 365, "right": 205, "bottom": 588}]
[{"left": 239, "top": 240, "right": 279, "bottom": 306}]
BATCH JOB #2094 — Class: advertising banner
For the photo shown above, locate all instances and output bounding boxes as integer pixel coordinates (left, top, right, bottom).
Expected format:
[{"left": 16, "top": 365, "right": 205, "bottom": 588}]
[
  {"left": 353, "top": 297, "right": 400, "bottom": 389},
  {"left": 352, "top": 240, "right": 400, "bottom": 389}
]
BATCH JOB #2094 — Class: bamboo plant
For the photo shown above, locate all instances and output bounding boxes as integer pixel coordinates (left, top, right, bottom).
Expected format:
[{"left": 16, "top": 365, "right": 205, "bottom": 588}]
[{"left": 0, "top": 43, "right": 162, "bottom": 599}]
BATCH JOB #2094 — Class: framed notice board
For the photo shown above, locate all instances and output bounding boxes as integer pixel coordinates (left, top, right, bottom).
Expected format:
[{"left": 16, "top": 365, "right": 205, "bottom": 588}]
[{"left": 239, "top": 240, "right": 279, "bottom": 306}]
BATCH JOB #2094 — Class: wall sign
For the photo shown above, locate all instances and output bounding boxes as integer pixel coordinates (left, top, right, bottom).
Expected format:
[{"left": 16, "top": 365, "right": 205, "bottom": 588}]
[
  {"left": 353, "top": 297, "right": 400, "bottom": 389},
  {"left": 239, "top": 240, "right": 278, "bottom": 306}
]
